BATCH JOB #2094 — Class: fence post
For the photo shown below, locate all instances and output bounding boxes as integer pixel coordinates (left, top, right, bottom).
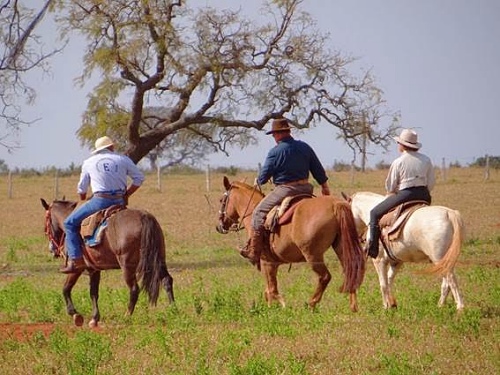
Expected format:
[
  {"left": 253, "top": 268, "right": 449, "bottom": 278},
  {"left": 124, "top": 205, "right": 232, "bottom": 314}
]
[
  {"left": 441, "top": 158, "right": 447, "bottom": 182},
  {"left": 350, "top": 160, "right": 355, "bottom": 186},
  {"left": 484, "top": 154, "right": 490, "bottom": 181},
  {"left": 157, "top": 165, "right": 162, "bottom": 192},
  {"left": 54, "top": 170, "right": 59, "bottom": 199},
  {"left": 206, "top": 164, "right": 210, "bottom": 192},
  {"left": 8, "top": 170, "right": 12, "bottom": 199}
]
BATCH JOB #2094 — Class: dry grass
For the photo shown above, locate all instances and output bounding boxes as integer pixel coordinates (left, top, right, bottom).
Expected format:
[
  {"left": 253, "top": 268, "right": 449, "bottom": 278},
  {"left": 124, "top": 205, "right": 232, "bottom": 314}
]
[{"left": 0, "top": 167, "right": 499, "bottom": 374}]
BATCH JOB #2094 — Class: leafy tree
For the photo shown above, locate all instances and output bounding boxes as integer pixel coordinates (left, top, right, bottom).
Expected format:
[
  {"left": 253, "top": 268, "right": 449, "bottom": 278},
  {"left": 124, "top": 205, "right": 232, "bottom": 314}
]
[
  {"left": 61, "top": 0, "right": 397, "bottom": 164},
  {"left": 0, "top": 0, "right": 63, "bottom": 149},
  {"left": 470, "top": 156, "right": 500, "bottom": 169}
]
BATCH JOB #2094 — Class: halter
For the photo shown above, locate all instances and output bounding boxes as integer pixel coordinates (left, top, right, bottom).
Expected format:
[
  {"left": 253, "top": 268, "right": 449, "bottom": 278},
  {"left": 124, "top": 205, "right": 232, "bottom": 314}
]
[
  {"left": 218, "top": 183, "right": 258, "bottom": 233},
  {"left": 44, "top": 208, "right": 65, "bottom": 258}
]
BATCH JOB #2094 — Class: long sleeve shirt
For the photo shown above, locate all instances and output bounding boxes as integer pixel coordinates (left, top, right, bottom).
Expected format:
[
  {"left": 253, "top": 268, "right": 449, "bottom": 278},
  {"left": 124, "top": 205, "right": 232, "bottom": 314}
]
[
  {"left": 385, "top": 150, "right": 435, "bottom": 194},
  {"left": 258, "top": 136, "right": 328, "bottom": 186},
  {"left": 77, "top": 150, "right": 145, "bottom": 195}
]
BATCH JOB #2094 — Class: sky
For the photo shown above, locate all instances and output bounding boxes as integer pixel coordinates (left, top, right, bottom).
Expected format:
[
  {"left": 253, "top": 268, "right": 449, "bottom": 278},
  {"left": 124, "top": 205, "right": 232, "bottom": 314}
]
[{"left": 1, "top": 0, "right": 499, "bottom": 170}]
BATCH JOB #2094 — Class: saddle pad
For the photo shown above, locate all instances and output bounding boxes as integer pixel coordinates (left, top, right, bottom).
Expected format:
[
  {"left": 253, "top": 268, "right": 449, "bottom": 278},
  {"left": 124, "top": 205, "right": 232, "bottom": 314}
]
[
  {"left": 81, "top": 204, "right": 125, "bottom": 239},
  {"left": 264, "top": 194, "right": 312, "bottom": 232},
  {"left": 380, "top": 201, "right": 428, "bottom": 240}
]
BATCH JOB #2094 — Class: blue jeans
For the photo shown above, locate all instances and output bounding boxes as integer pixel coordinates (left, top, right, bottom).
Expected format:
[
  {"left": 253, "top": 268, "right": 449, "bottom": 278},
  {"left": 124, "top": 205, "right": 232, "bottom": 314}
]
[{"left": 64, "top": 196, "right": 124, "bottom": 259}]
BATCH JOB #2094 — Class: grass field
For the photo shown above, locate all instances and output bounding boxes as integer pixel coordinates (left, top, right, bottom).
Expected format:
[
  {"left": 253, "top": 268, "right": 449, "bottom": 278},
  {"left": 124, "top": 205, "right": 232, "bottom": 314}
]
[{"left": 0, "top": 167, "right": 499, "bottom": 374}]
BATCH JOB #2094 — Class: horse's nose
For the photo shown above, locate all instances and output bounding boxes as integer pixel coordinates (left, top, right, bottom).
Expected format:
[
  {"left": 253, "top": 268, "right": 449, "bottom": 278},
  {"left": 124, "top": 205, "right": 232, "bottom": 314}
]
[{"left": 215, "top": 225, "right": 227, "bottom": 234}]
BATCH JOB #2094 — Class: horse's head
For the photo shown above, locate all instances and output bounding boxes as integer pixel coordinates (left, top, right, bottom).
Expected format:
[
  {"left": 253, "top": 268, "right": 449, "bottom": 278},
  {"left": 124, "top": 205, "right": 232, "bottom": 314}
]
[
  {"left": 41, "top": 198, "right": 77, "bottom": 257},
  {"left": 216, "top": 176, "right": 263, "bottom": 234},
  {"left": 216, "top": 176, "right": 241, "bottom": 234}
]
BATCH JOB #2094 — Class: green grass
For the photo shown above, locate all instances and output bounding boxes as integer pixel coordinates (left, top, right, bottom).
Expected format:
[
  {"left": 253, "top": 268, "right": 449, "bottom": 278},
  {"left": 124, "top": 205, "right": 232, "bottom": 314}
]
[{"left": 0, "top": 169, "right": 499, "bottom": 374}]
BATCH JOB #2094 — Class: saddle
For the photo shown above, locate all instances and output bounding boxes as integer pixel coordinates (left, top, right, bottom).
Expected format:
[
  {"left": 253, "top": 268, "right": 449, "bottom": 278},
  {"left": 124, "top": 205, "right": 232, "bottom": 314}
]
[
  {"left": 264, "top": 194, "right": 313, "bottom": 233},
  {"left": 81, "top": 204, "right": 125, "bottom": 247},
  {"left": 379, "top": 200, "right": 429, "bottom": 241}
]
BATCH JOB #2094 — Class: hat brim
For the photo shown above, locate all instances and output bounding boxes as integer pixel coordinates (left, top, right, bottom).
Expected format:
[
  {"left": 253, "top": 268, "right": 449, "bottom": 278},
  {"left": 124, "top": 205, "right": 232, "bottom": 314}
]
[
  {"left": 265, "top": 127, "right": 291, "bottom": 135},
  {"left": 92, "top": 144, "right": 113, "bottom": 154},
  {"left": 394, "top": 136, "right": 421, "bottom": 150}
]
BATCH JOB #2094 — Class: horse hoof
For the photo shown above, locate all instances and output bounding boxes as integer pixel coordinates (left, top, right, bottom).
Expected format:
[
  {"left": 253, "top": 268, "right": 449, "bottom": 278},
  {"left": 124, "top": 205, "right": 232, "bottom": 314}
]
[
  {"left": 73, "top": 314, "right": 84, "bottom": 327},
  {"left": 89, "top": 319, "right": 98, "bottom": 328}
]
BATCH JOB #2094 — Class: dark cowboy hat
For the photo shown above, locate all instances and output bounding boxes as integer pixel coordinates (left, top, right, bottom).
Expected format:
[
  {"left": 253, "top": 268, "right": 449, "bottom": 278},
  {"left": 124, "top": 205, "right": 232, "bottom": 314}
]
[{"left": 265, "top": 118, "right": 292, "bottom": 135}]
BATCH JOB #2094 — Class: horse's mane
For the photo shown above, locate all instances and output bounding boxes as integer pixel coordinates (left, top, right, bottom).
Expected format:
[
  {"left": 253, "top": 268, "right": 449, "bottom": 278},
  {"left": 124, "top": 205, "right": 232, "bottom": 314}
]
[
  {"left": 354, "top": 191, "right": 383, "bottom": 198},
  {"left": 232, "top": 181, "right": 265, "bottom": 199}
]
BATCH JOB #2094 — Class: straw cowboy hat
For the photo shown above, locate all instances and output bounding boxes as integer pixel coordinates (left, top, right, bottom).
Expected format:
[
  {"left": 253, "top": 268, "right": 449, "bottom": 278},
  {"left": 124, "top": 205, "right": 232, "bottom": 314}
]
[
  {"left": 92, "top": 136, "right": 115, "bottom": 154},
  {"left": 394, "top": 129, "right": 421, "bottom": 150},
  {"left": 265, "top": 118, "right": 292, "bottom": 135}
]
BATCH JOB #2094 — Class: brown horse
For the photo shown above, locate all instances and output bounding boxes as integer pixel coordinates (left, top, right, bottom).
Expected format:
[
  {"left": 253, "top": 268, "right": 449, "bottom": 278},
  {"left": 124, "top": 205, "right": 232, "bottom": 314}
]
[
  {"left": 41, "top": 198, "right": 174, "bottom": 327},
  {"left": 216, "top": 176, "right": 366, "bottom": 311}
]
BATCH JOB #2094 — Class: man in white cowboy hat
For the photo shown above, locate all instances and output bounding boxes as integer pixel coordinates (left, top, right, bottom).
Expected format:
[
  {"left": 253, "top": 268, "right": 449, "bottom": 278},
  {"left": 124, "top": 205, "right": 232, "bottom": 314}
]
[
  {"left": 365, "top": 128, "right": 435, "bottom": 258},
  {"left": 239, "top": 118, "right": 331, "bottom": 268},
  {"left": 61, "top": 136, "right": 145, "bottom": 273}
]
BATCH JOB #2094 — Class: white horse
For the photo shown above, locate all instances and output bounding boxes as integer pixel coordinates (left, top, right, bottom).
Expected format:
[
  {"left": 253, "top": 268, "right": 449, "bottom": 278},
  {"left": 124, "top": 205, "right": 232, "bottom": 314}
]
[{"left": 344, "top": 191, "right": 465, "bottom": 311}]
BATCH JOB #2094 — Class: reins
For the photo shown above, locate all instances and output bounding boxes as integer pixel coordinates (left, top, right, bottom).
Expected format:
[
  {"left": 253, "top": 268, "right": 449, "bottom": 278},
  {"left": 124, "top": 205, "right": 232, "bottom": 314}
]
[
  {"left": 219, "top": 183, "right": 260, "bottom": 232},
  {"left": 44, "top": 209, "right": 65, "bottom": 257}
]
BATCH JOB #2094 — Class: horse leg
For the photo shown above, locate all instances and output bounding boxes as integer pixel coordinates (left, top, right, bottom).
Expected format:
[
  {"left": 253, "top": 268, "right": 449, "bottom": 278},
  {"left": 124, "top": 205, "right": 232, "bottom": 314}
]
[
  {"left": 261, "top": 262, "right": 285, "bottom": 307},
  {"left": 62, "top": 273, "right": 84, "bottom": 326},
  {"left": 441, "top": 271, "right": 464, "bottom": 311},
  {"left": 386, "top": 262, "right": 403, "bottom": 308},
  {"left": 438, "top": 276, "right": 450, "bottom": 307},
  {"left": 308, "top": 261, "right": 332, "bottom": 309},
  {"left": 331, "top": 246, "right": 358, "bottom": 311},
  {"left": 372, "top": 258, "right": 392, "bottom": 309},
  {"left": 123, "top": 268, "right": 140, "bottom": 316},
  {"left": 88, "top": 271, "right": 101, "bottom": 328}
]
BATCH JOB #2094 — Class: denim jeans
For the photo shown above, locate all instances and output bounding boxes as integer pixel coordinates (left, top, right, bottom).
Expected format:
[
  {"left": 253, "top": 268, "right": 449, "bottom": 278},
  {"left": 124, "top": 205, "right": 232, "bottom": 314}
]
[
  {"left": 64, "top": 196, "right": 124, "bottom": 259},
  {"left": 369, "top": 186, "right": 431, "bottom": 225}
]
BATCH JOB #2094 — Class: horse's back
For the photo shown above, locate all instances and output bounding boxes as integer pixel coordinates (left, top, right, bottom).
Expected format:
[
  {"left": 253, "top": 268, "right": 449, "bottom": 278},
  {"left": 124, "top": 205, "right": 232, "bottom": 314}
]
[
  {"left": 282, "top": 196, "right": 347, "bottom": 248},
  {"left": 400, "top": 205, "right": 463, "bottom": 261}
]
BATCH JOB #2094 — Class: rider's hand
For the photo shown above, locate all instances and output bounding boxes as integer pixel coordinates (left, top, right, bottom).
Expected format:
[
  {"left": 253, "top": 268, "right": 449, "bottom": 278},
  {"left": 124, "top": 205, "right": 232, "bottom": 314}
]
[
  {"left": 321, "top": 186, "right": 330, "bottom": 196},
  {"left": 253, "top": 178, "right": 259, "bottom": 187}
]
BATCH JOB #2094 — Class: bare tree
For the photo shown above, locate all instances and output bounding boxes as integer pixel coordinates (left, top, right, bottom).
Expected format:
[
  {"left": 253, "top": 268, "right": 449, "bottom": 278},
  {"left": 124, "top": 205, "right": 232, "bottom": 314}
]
[
  {"left": 0, "top": 0, "right": 63, "bottom": 149},
  {"left": 63, "top": 0, "right": 396, "bottom": 164}
]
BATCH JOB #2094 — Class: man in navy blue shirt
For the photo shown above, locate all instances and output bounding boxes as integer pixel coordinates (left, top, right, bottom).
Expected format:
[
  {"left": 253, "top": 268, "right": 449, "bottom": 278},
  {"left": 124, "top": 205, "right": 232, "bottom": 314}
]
[{"left": 240, "top": 118, "right": 331, "bottom": 267}]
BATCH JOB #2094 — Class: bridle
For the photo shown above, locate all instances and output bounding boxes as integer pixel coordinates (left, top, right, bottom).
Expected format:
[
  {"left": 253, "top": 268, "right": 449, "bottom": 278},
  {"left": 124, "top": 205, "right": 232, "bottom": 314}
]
[
  {"left": 217, "top": 183, "right": 258, "bottom": 234},
  {"left": 44, "top": 208, "right": 65, "bottom": 258}
]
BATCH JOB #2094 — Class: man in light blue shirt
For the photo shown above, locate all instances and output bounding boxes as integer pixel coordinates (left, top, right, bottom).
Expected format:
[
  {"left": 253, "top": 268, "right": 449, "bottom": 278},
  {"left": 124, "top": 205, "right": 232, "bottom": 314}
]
[{"left": 61, "top": 136, "right": 145, "bottom": 273}]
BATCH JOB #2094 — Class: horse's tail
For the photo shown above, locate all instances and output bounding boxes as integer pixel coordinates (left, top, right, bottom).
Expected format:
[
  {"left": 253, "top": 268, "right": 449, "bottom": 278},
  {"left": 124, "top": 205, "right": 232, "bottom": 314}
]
[
  {"left": 137, "top": 212, "right": 174, "bottom": 306},
  {"left": 425, "top": 209, "right": 464, "bottom": 276},
  {"left": 333, "top": 201, "right": 366, "bottom": 293}
]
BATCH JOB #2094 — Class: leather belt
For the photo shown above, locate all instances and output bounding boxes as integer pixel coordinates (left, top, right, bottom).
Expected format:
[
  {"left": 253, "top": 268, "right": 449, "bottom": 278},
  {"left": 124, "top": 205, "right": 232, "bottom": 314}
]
[
  {"left": 279, "top": 179, "right": 309, "bottom": 186},
  {"left": 93, "top": 193, "right": 124, "bottom": 199}
]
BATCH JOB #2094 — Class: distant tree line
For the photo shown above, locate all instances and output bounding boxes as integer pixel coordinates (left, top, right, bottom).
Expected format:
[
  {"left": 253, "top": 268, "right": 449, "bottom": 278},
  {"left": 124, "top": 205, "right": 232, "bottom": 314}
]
[
  {"left": 469, "top": 156, "right": 500, "bottom": 169},
  {"left": 2, "top": 156, "right": 498, "bottom": 178}
]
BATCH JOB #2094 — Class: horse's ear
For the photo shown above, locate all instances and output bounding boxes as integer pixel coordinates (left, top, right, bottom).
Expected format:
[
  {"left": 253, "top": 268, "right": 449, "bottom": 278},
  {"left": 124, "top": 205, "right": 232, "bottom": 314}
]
[
  {"left": 341, "top": 192, "right": 351, "bottom": 203},
  {"left": 41, "top": 198, "right": 49, "bottom": 210},
  {"left": 223, "top": 176, "right": 231, "bottom": 190}
]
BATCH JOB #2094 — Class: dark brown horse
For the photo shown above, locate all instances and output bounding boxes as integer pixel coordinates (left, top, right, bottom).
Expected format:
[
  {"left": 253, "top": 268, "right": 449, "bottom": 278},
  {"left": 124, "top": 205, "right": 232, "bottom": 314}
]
[
  {"left": 216, "top": 176, "right": 366, "bottom": 311},
  {"left": 41, "top": 198, "right": 174, "bottom": 327}
]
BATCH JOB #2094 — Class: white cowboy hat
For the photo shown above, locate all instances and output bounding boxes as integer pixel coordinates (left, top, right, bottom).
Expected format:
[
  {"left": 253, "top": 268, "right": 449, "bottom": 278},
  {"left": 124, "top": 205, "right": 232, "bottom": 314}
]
[
  {"left": 394, "top": 129, "right": 421, "bottom": 149},
  {"left": 92, "top": 136, "right": 115, "bottom": 154}
]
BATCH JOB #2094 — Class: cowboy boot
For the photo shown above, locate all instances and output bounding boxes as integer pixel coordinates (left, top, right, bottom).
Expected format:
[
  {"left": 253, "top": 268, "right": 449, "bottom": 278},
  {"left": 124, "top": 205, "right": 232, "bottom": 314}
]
[
  {"left": 365, "top": 224, "right": 380, "bottom": 258},
  {"left": 240, "top": 229, "right": 265, "bottom": 268},
  {"left": 60, "top": 258, "right": 86, "bottom": 274}
]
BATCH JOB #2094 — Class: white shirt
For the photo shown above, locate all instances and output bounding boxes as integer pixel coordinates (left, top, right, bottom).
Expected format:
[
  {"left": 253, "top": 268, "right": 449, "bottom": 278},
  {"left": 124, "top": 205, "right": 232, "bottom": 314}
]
[
  {"left": 385, "top": 150, "right": 435, "bottom": 194},
  {"left": 77, "top": 150, "right": 145, "bottom": 195}
]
